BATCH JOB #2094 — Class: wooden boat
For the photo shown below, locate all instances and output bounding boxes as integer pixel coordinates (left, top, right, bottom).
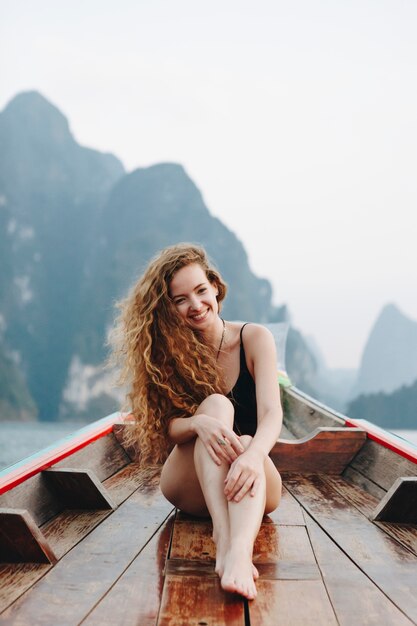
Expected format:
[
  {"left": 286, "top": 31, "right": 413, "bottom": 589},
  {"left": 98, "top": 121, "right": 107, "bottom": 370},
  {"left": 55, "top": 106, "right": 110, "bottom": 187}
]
[{"left": 1, "top": 385, "right": 417, "bottom": 625}]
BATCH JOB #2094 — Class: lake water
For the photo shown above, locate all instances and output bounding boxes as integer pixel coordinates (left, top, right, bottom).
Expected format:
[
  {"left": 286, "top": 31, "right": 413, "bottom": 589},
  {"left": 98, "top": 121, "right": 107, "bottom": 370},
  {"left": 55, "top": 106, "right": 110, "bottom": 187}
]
[
  {"left": 0, "top": 421, "right": 416, "bottom": 472},
  {"left": 0, "top": 421, "right": 91, "bottom": 471}
]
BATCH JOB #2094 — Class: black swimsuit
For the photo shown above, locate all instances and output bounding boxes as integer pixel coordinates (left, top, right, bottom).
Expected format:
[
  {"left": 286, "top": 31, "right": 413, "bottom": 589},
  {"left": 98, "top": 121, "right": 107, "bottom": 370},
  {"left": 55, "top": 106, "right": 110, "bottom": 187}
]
[{"left": 226, "top": 324, "right": 257, "bottom": 436}]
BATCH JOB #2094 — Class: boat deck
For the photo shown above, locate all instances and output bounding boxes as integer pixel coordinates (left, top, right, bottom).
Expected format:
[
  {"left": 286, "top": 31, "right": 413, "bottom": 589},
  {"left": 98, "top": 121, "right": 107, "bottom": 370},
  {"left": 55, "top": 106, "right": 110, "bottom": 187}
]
[
  {"left": 1, "top": 462, "right": 417, "bottom": 625},
  {"left": 2, "top": 386, "right": 417, "bottom": 625}
]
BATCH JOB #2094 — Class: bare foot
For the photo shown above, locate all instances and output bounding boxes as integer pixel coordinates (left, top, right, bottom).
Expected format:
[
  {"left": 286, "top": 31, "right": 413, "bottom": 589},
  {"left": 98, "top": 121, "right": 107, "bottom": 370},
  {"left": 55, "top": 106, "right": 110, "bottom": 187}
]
[
  {"left": 221, "top": 547, "right": 258, "bottom": 600},
  {"left": 216, "top": 543, "right": 258, "bottom": 581}
]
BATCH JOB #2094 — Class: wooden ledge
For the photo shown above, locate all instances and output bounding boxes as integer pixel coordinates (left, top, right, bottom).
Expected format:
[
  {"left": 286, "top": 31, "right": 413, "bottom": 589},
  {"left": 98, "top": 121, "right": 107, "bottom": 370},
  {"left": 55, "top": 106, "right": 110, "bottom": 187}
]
[
  {"left": 43, "top": 468, "right": 116, "bottom": 510},
  {"left": 0, "top": 508, "right": 57, "bottom": 564},
  {"left": 270, "top": 427, "right": 367, "bottom": 474},
  {"left": 371, "top": 477, "right": 417, "bottom": 524}
]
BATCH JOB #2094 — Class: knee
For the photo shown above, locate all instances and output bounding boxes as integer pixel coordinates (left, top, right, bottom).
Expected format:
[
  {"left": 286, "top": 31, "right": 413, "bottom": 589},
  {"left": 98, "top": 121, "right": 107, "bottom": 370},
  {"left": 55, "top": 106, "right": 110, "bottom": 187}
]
[
  {"left": 198, "top": 393, "right": 234, "bottom": 424},
  {"left": 239, "top": 434, "right": 253, "bottom": 449}
]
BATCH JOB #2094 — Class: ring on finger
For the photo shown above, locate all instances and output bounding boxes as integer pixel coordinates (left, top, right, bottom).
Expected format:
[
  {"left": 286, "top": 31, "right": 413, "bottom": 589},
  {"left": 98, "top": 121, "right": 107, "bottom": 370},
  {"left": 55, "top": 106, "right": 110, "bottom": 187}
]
[{"left": 217, "top": 437, "right": 227, "bottom": 446}]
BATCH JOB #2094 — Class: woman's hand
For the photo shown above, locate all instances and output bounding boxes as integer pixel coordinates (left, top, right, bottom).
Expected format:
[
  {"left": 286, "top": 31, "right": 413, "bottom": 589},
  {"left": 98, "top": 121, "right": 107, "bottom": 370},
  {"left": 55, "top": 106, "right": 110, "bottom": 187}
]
[
  {"left": 224, "top": 447, "right": 265, "bottom": 502},
  {"left": 192, "top": 414, "right": 244, "bottom": 465}
]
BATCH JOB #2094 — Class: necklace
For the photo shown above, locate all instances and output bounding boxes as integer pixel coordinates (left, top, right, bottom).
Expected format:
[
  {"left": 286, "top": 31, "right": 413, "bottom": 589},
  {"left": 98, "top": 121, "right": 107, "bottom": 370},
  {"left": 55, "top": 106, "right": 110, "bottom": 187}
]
[{"left": 216, "top": 318, "right": 226, "bottom": 360}]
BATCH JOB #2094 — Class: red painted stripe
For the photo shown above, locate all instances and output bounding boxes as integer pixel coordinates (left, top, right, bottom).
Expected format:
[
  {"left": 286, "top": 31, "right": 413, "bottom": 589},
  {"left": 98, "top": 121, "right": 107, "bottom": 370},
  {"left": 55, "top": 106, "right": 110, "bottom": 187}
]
[
  {"left": 0, "top": 413, "right": 131, "bottom": 496},
  {"left": 344, "top": 417, "right": 417, "bottom": 465}
]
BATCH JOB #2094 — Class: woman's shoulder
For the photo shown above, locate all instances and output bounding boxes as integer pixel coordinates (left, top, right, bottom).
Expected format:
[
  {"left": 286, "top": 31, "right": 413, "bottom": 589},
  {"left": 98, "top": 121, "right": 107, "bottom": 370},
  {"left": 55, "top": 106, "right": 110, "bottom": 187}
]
[
  {"left": 241, "top": 322, "right": 274, "bottom": 340},
  {"left": 240, "top": 323, "right": 277, "bottom": 358}
]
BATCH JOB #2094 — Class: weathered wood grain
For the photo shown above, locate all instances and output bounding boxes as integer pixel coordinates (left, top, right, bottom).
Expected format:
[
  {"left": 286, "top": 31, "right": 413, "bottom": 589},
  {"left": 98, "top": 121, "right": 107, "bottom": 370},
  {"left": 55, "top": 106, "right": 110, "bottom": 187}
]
[
  {"left": 53, "top": 433, "right": 130, "bottom": 481},
  {"left": 0, "top": 563, "right": 51, "bottom": 614},
  {"left": 0, "top": 491, "right": 173, "bottom": 625},
  {"left": 271, "top": 427, "right": 366, "bottom": 474},
  {"left": 282, "top": 386, "right": 346, "bottom": 438},
  {"left": 157, "top": 575, "right": 245, "bottom": 626},
  {"left": 171, "top": 520, "right": 315, "bottom": 565},
  {"left": 42, "top": 510, "right": 110, "bottom": 559},
  {"left": 43, "top": 468, "right": 116, "bottom": 510},
  {"left": 249, "top": 579, "right": 338, "bottom": 626},
  {"left": 0, "top": 474, "right": 60, "bottom": 527},
  {"left": 284, "top": 473, "right": 417, "bottom": 623},
  {"left": 103, "top": 462, "right": 161, "bottom": 506},
  {"left": 0, "top": 434, "right": 130, "bottom": 529},
  {"left": 266, "top": 486, "right": 305, "bottom": 526},
  {"left": 83, "top": 514, "right": 174, "bottom": 626},
  {"left": 342, "top": 465, "right": 387, "bottom": 499},
  {"left": 350, "top": 440, "right": 417, "bottom": 492},
  {"left": 304, "top": 511, "right": 414, "bottom": 626},
  {"left": 0, "top": 459, "right": 149, "bottom": 614},
  {"left": 165, "top": 559, "right": 320, "bottom": 581},
  {"left": 322, "top": 475, "right": 417, "bottom": 558},
  {"left": 0, "top": 509, "right": 56, "bottom": 564}
]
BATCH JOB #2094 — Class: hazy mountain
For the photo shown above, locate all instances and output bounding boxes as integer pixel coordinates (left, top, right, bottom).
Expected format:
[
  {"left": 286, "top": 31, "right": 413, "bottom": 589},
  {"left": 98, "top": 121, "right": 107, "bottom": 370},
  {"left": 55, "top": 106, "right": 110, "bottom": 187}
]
[
  {"left": 347, "top": 379, "right": 417, "bottom": 429},
  {"left": 350, "top": 303, "right": 417, "bottom": 399},
  {"left": 0, "top": 91, "right": 317, "bottom": 421},
  {"left": 0, "top": 91, "right": 125, "bottom": 420}
]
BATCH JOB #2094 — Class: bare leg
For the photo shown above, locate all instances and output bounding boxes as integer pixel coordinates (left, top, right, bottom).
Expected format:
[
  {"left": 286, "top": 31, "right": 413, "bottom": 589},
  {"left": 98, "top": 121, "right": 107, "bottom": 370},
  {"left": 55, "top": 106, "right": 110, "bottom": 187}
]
[
  {"left": 160, "top": 395, "right": 282, "bottom": 600},
  {"left": 217, "top": 435, "right": 264, "bottom": 599},
  {"left": 192, "top": 395, "right": 234, "bottom": 578}
]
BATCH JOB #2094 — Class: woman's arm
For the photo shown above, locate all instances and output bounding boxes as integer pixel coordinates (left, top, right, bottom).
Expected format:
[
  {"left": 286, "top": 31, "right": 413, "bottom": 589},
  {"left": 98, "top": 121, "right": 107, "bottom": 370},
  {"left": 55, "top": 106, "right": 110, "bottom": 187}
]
[
  {"left": 168, "top": 413, "right": 244, "bottom": 464},
  {"left": 224, "top": 325, "right": 283, "bottom": 500},
  {"left": 247, "top": 324, "right": 283, "bottom": 456}
]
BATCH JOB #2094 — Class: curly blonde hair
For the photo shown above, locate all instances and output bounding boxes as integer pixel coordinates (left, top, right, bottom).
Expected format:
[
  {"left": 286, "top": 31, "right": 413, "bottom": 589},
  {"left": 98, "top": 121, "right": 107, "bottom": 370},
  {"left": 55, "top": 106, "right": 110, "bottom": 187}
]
[{"left": 109, "top": 243, "right": 228, "bottom": 468}]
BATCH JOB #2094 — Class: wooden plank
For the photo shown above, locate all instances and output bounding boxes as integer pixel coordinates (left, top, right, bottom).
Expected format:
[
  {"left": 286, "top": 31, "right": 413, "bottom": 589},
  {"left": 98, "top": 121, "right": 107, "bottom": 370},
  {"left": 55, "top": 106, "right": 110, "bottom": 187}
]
[
  {"left": 53, "top": 433, "right": 130, "bottom": 482},
  {"left": 284, "top": 473, "right": 417, "bottom": 623},
  {"left": 0, "top": 491, "right": 174, "bottom": 625},
  {"left": 0, "top": 459, "right": 146, "bottom": 613},
  {"left": 0, "top": 563, "right": 51, "bottom": 614},
  {"left": 171, "top": 521, "right": 316, "bottom": 565},
  {"left": 0, "top": 473, "right": 62, "bottom": 528},
  {"left": 343, "top": 465, "right": 387, "bottom": 499},
  {"left": 157, "top": 575, "right": 245, "bottom": 626},
  {"left": 166, "top": 559, "right": 320, "bottom": 581},
  {"left": 350, "top": 439, "right": 417, "bottom": 492},
  {"left": 282, "top": 386, "right": 346, "bottom": 438},
  {"left": 266, "top": 485, "right": 305, "bottom": 526},
  {"left": 322, "top": 475, "right": 417, "bottom": 558},
  {"left": 83, "top": 514, "right": 174, "bottom": 626},
  {"left": 103, "top": 463, "right": 161, "bottom": 506},
  {"left": 0, "top": 435, "right": 129, "bottom": 528},
  {"left": 249, "top": 579, "right": 337, "bottom": 626},
  {"left": 42, "top": 510, "right": 110, "bottom": 560},
  {"left": 270, "top": 427, "right": 366, "bottom": 474},
  {"left": 304, "top": 511, "right": 414, "bottom": 625},
  {"left": 43, "top": 468, "right": 116, "bottom": 510},
  {"left": 0, "top": 509, "right": 57, "bottom": 564},
  {"left": 371, "top": 477, "right": 417, "bottom": 523}
]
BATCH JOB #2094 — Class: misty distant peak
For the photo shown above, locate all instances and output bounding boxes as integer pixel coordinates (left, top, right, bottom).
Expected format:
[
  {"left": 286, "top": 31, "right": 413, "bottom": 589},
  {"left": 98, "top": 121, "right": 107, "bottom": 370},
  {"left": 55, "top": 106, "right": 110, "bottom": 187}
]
[
  {"left": 377, "top": 302, "right": 410, "bottom": 324},
  {"left": 1, "top": 90, "right": 72, "bottom": 145},
  {"left": 352, "top": 302, "right": 417, "bottom": 397}
]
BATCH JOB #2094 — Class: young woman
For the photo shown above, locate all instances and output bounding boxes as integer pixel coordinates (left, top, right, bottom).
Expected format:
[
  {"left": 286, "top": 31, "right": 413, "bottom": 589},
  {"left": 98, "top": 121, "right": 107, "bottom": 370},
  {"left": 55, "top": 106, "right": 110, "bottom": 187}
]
[{"left": 112, "top": 243, "right": 282, "bottom": 600}]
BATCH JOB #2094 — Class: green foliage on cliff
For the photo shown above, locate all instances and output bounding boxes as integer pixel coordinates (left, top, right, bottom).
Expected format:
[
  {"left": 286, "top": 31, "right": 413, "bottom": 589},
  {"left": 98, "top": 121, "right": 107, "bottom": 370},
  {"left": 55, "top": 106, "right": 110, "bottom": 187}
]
[{"left": 0, "top": 344, "right": 37, "bottom": 420}]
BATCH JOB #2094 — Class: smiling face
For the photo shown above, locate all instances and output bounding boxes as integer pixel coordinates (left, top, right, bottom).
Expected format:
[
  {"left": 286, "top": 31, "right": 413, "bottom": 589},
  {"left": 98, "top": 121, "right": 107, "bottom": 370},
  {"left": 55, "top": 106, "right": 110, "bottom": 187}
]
[{"left": 169, "top": 262, "right": 219, "bottom": 329}]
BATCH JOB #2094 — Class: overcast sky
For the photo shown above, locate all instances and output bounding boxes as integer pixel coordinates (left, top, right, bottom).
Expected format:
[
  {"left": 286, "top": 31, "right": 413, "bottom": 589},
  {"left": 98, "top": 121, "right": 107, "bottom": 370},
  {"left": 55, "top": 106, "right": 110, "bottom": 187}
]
[{"left": 2, "top": 0, "right": 417, "bottom": 369}]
